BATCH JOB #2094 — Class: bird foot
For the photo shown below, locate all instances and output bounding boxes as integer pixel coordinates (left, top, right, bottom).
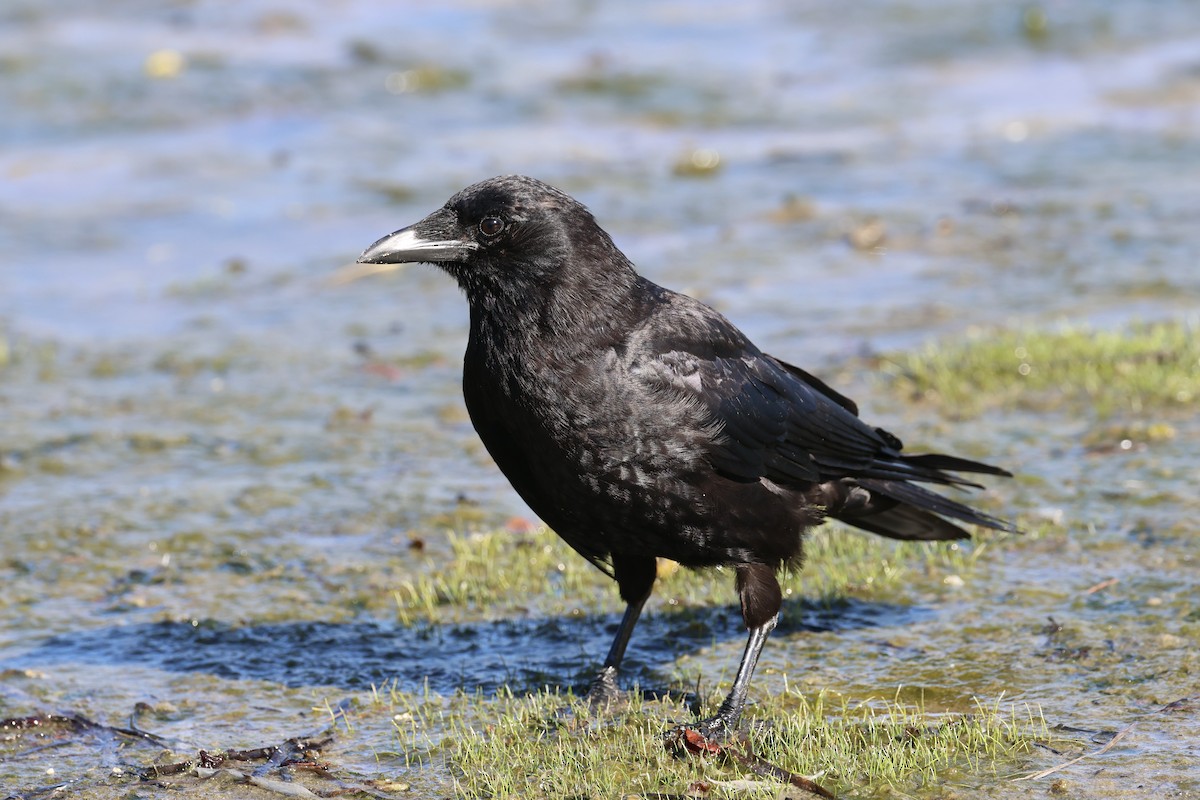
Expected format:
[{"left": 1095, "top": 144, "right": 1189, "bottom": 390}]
[
  {"left": 663, "top": 714, "right": 742, "bottom": 756},
  {"left": 583, "top": 665, "right": 622, "bottom": 710},
  {"left": 554, "top": 667, "right": 622, "bottom": 726}
]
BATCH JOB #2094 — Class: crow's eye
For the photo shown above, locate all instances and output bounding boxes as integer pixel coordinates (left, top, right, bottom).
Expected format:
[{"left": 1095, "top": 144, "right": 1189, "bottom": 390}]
[{"left": 479, "top": 217, "right": 505, "bottom": 237}]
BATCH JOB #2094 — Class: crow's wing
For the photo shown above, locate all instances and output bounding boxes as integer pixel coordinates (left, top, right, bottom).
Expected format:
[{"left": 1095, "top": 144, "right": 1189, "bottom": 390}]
[
  {"left": 631, "top": 300, "right": 1002, "bottom": 490},
  {"left": 668, "top": 348, "right": 896, "bottom": 486}
]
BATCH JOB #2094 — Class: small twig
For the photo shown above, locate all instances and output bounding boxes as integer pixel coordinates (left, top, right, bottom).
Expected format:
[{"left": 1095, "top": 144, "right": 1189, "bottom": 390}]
[
  {"left": 0, "top": 712, "right": 168, "bottom": 748},
  {"left": 197, "top": 767, "right": 323, "bottom": 798},
  {"left": 665, "top": 727, "right": 835, "bottom": 799},
  {"left": 1018, "top": 694, "right": 1192, "bottom": 782},
  {"left": 721, "top": 741, "right": 836, "bottom": 799},
  {"left": 2, "top": 780, "right": 76, "bottom": 800},
  {"left": 142, "top": 736, "right": 334, "bottom": 780},
  {"left": 1082, "top": 577, "right": 1119, "bottom": 595},
  {"left": 1157, "top": 697, "right": 1194, "bottom": 714},
  {"left": 1014, "top": 721, "right": 1135, "bottom": 781}
]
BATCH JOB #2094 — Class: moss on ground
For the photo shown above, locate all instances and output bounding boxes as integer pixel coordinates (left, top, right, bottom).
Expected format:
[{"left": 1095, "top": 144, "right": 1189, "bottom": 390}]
[{"left": 879, "top": 319, "right": 1199, "bottom": 417}]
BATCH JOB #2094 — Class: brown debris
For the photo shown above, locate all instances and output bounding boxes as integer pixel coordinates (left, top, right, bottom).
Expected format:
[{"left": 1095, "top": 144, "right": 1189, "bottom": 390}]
[{"left": 664, "top": 726, "right": 836, "bottom": 799}]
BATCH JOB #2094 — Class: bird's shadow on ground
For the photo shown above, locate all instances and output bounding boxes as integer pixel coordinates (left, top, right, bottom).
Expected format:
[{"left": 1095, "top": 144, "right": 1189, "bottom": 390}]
[{"left": 5, "top": 598, "right": 930, "bottom": 696}]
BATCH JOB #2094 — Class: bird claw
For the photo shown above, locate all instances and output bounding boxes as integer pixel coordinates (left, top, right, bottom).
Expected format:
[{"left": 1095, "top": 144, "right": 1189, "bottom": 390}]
[
  {"left": 583, "top": 665, "right": 622, "bottom": 709},
  {"left": 663, "top": 715, "right": 739, "bottom": 756},
  {"left": 553, "top": 667, "right": 623, "bottom": 726}
]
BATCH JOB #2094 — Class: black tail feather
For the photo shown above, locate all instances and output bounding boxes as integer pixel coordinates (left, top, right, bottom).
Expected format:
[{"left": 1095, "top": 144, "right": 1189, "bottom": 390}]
[
  {"left": 855, "top": 477, "right": 1017, "bottom": 534},
  {"left": 835, "top": 503, "right": 971, "bottom": 541},
  {"left": 816, "top": 451, "right": 1013, "bottom": 491},
  {"left": 901, "top": 452, "right": 1013, "bottom": 478}
]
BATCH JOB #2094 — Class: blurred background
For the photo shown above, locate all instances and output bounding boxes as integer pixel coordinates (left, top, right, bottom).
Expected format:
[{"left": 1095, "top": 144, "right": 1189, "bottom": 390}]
[
  {"left": 4, "top": 0, "right": 1198, "bottom": 538},
  {"left": 1, "top": 0, "right": 1198, "bottom": 795},
  {"left": 5, "top": 0, "right": 1198, "bottom": 350}
]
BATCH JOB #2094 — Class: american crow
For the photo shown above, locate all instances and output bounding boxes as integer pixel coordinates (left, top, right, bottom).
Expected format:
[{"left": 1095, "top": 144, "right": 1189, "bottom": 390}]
[{"left": 356, "top": 175, "right": 1013, "bottom": 742}]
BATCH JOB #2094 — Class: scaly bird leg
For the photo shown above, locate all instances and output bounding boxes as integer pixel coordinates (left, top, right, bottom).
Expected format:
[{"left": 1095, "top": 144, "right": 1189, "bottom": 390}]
[
  {"left": 683, "top": 614, "right": 778, "bottom": 741},
  {"left": 585, "top": 595, "right": 648, "bottom": 706},
  {"left": 668, "top": 562, "right": 781, "bottom": 746},
  {"left": 585, "top": 555, "right": 657, "bottom": 707}
]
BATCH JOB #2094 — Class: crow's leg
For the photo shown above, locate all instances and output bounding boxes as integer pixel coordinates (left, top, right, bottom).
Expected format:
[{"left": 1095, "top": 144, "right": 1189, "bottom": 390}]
[
  {"left": 668, "top": 563, "right": 781, "bottom": 743},
  {"left": 584, "top": 598, "right": 647, "bottom": 705},
  {"left": 677, "top": 613, "right": 777, "bottom": 742},
  {"left": 585, "top": 554, "right": 657, "bottom": 707}
]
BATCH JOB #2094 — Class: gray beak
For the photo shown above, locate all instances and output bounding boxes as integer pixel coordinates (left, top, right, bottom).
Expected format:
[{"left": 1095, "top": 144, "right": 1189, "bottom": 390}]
[{"left": 356, "top": 208, "right": 476, "bottom": 265}]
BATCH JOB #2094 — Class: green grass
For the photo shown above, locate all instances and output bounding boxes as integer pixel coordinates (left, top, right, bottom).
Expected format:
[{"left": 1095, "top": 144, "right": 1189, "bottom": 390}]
[
  {"left": 389, "top": 523, "right": 1025, "bottom": 627},
  {"left": 374, "top": 520, "right": 1056, "bottom": 797},
  {"left": 880, "top": 319, "right": 1199, "bottom": 417},
  {"left": 364, "top": 680, "right": 1047, "bottom": 799}
]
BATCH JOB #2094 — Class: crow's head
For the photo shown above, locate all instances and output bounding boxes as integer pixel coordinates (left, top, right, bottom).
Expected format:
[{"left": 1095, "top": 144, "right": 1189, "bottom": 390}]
[{"left": 355, "top": 175, "right": 633, "bottom": 303}]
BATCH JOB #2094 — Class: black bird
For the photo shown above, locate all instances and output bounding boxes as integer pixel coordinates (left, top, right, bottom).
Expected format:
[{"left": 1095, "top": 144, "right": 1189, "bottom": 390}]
[{"left": 356, "top": 175, "right": 1013, "bottom": 742}]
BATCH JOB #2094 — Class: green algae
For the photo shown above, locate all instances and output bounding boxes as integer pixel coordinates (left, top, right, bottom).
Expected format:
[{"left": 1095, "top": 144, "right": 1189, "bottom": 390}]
[{"left": 881, "top": 320, "right": 1200, "bottom": 418}]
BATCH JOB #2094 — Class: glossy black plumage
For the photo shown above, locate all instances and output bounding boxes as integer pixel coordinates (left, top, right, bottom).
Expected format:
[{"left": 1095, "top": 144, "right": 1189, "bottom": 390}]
[{"left": 357, "top": 175, "right": 1014, "bottom": 740}]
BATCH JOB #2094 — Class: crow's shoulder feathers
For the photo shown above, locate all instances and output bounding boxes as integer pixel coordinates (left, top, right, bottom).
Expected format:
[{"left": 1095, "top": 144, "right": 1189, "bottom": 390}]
[{"left": 621, "top": 287, "right": 899, "bottom": 488}]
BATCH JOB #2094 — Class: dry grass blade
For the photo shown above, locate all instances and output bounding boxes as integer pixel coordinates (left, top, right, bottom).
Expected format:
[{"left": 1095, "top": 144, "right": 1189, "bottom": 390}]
[{"left": 1013, "top": 721, "right": 1135, "bottom": 782}]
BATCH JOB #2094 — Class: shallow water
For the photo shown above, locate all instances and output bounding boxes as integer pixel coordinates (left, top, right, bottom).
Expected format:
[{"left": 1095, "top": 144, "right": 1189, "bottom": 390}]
[{"left": 2, "top": 0, "right": 1198, "bottom": 797}]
